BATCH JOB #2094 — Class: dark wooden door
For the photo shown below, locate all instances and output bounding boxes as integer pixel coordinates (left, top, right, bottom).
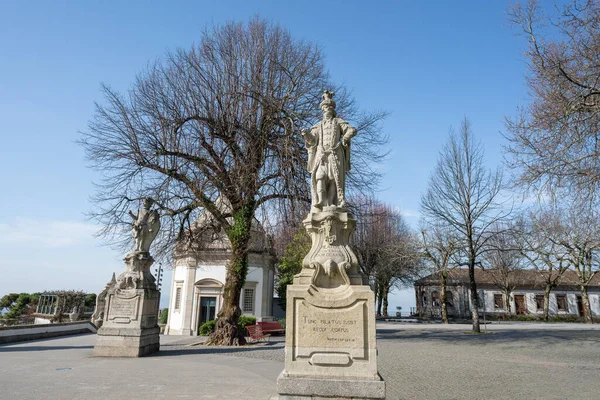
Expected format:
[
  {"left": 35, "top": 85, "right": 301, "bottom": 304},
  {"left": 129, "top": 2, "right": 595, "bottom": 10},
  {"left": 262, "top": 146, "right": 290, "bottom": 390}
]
[
  {"left": 576, "top": 295, "right": 584, "bottom": 317},
  {"left": 514, "top": 295, "right": 526, "bottom": 315},
  {"left": 199, "top": 296, "right": 217, "bottom": 325}
]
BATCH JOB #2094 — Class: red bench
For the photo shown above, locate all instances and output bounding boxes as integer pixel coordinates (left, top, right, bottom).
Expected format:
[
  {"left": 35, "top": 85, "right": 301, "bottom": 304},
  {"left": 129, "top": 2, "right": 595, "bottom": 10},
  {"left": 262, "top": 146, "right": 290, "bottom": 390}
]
[
  {"left": 257, "top": 321, "right": 285, "bottom": 335},
  {"left": 246, "top": 324, "right": 270, "bottom": 342}
]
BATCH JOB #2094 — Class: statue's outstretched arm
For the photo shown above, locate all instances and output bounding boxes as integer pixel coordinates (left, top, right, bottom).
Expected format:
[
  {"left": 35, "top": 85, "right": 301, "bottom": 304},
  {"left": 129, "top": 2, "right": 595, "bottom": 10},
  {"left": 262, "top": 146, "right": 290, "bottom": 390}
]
[{"left": 301, "top": 127, "right": 318, "bottom": 146}]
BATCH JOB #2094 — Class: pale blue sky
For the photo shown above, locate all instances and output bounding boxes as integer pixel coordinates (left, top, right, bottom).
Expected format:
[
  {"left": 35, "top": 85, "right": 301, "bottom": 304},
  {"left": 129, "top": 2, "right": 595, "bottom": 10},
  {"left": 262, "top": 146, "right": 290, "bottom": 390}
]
[{"left": 0, "top": 1, "right": 535, "bottom": 310}]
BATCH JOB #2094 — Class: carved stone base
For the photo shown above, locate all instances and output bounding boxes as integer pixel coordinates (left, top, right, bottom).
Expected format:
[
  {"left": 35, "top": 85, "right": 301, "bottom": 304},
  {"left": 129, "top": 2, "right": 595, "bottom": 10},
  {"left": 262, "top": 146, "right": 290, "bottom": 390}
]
[
  {"left": 277, "top": 372, "right": 385, "bottom": 400},
  {"left": 93, "top": 326, "right": 160, "bottom": 357},
  {"left": 277, "top": 284, "right": 385, "bottom": 399},
  {"left": 93, "top": 287, "right": 160, "bottom": 357}
]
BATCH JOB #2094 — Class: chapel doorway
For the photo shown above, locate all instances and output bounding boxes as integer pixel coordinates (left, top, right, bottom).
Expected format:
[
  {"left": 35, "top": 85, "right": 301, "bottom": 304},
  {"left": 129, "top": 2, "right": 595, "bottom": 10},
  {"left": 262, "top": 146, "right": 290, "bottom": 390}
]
[
  {"left": 514, "top": 295, "right": 526, "bottom": 315},
  {"left": 199, "top": 297, "right": 217, "bottom": 325}
]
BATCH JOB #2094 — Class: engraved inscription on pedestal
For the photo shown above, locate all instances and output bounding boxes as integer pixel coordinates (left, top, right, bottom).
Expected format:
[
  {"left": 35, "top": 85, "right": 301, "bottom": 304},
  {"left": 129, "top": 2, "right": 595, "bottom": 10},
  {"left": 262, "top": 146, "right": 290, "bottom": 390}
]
[
  {"left": 295, "top": 299, "right": 366, "bottom": 359},
  {"left": 316, "top": 245, "right": 345, "bottom": 259},
  {"left": 107, "top": 293, "right": 140, "bottom": 324}
]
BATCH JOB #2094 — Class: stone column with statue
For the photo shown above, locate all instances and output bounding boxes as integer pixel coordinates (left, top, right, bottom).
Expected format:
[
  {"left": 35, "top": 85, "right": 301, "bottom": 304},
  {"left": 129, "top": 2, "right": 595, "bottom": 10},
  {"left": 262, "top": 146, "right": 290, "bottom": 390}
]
[
  {"left": 93, "top": 198, "right": 162, "bottom": 357},
  {"left": 276, "top": 92, "right": 385, "bottom": 399}
]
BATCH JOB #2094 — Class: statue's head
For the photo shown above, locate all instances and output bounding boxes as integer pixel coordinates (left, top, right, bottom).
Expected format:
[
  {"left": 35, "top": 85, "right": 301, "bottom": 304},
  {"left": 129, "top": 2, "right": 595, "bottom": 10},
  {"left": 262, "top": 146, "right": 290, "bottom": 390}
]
[
  {"left": 319, "top": 90, "right": 336, "bottom": 118},
  {"left": 143, "top": 197, "right": 153, "bottom": 209}
]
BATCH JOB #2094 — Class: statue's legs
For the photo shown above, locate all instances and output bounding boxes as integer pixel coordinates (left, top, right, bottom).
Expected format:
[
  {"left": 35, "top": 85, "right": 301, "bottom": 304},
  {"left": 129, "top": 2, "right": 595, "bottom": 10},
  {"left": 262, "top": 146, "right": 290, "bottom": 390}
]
[
  {"left": 329, "top": 152, "right": 344, "bottom": 208},
  {"left": 315, "top": 179, "right": 327, "bottom": 207},
  {"left": 327, "top": 179, "right": 338, "bottom": 206},
  {"left": 315, "top": 162, "right": 329, "bottom": 208}
]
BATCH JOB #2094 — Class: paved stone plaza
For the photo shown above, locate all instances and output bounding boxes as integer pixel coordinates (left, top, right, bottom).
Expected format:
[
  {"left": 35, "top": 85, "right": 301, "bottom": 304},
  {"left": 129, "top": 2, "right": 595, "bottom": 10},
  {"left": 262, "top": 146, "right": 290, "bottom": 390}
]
[{"left": 1, "top": 322, "right": 599, "bottom": 399}]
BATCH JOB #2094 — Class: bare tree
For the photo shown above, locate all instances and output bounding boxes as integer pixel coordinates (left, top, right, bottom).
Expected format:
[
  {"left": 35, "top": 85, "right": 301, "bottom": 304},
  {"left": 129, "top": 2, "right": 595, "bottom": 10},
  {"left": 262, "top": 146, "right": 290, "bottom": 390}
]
[
  {"left": 421, "top": 118, "right": 506, "bottom": 333},
  {"left": 547, "top": 202, "right": 600, "bottom": 323},
  {"left": 514, "top": 208, "right": 570, "bottom": 320},
  {"left": 420, "top": 222, "right": 460, "bottom": 323},
  {"left": 352, "top": 197, "right": 387, "bottom": 295},
  {"left": 80, "top": 19, "right": 387, "bottom": 345},
  {"left": 377, "top": 226, "right": 423, "bottom": 317},
  {"left": 506, "top": 0, "right": 600, "bottom": 201},
  {"left": 352, "top": 198, "right": 422, "bottom": 316},
  {"left": 482, "top": 222, "right": 526, "bottom": 313}
]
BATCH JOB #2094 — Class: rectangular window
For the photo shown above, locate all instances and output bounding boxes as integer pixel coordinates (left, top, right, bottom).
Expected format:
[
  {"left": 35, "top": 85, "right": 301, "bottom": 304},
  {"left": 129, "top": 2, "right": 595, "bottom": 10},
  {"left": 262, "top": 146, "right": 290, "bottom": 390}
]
[
  {"left": 535, "top": 295, "right": 544, "bottom": 311},
  {"left": 174, "top": 287, "right": 182, "bottom": 311},
  {"left": 243, "top": 288, "right": 255, "bottom": 313},
  {"left": 432, "top": 292, "right": 440, "bottom": 307},
  {"left": 556, "top": 294, "right": 567, "bottom": 311},
  {"left": 494, "top": 294, "right": 504, "bottom": 309}
]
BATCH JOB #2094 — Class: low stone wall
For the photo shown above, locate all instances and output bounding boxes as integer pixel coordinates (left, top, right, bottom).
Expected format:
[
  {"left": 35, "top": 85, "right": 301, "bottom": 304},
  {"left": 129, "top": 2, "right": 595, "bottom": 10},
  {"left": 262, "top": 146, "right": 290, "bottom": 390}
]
[{"left": 0, "top": 321, "right": 97, "bottom": 344}]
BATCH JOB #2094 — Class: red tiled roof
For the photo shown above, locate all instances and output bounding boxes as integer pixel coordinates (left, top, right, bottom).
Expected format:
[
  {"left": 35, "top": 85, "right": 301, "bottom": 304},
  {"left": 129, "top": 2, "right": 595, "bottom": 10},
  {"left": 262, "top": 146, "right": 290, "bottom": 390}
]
[{"left": 415, "top": 268, "right": 600, "bottom": 289}]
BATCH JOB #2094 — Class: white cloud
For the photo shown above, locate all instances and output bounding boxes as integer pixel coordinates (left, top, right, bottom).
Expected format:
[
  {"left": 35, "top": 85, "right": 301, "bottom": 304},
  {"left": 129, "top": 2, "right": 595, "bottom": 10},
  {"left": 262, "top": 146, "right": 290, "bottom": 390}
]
[
  {"left": 0, "top": 218, "right": 99, "bottom": 248},
  {"left": 402, "top": 208, "right": 420, "bottom": 218}
]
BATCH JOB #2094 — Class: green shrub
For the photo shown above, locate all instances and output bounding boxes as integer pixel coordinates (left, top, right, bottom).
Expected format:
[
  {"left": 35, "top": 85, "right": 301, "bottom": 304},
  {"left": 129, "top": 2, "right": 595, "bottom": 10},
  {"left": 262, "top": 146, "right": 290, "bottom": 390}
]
[
  {"left": 238, "top": 316, "right": 256, "bottom": 332},
  {"left": 84, "top": 293, "right": 97, "bottom": 311},
  {"left": 199, "top": 319, "right": 216, "bottom": 335},
  {"left": 278, "top": 318, "right": 286, "bottom": 329},
  {"left": 198, "top": 316, "right": 257, "bottom": 336},
  {"left": 159, "top": 308, "right": 168, "bottom": 324},
  {"left": 547, "top": 315, "right": 580, "bottom": 323}
]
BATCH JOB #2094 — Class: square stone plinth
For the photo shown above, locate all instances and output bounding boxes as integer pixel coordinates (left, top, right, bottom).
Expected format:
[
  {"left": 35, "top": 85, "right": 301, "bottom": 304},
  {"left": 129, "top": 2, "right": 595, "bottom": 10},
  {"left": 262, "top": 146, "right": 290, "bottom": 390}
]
[
  {"left": 93, "top": 287, "right": 160, "bottom": 357},
  {"left": 284, "top": 284, "right": 379, "bottom": 379},
  {"left": 277, "top": 372, "right": 385, "bottom": 400},
  {"left": 93, "top": 326, "right": 160, "bottom": 357}
]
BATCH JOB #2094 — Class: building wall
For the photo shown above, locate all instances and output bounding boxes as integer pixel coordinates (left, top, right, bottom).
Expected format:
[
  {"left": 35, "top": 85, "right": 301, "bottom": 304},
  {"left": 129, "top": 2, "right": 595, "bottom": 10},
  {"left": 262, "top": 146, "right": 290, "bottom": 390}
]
[
  {"left": 477, "top": 289, "right": 600, "bottom": 317},
  {"left": 166, "top": 251, "right": 275, "bottom": 336},
  {"left": 415, "top": 284, "right": 470, "bottom": 319},
  {"left": 165, "top": 258, "right": 197, "bottom": 335},
  {"left": 416, "top": 282, "right": 600, "bottom": 319}
]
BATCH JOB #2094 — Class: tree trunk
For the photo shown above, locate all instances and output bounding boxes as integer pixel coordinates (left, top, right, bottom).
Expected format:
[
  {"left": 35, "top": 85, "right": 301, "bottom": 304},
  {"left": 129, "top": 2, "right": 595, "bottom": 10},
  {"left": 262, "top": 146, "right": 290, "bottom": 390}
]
[
  {"left": 440, "top": 272, "right": 448, "bottom": 324},
  {"left": 581, "top": 285, "right": 593, "bottom": 324},
  {"left": 504, "top": 289, "right": 511, "bottom": 315},
  {"left": 205, "top": 204, "right": 254, "bottom": 346},
  {"left": 543, "top": 284, "right": 552, "bottom": 322},
  {"left": 468, "top": 260, "right": 481, "bottom": 333},
  {"left": 376, "top": 284, "right": 384, "bottom": 317},
  {"left": 382, "top": 283, "right": 390, "bottom": 317},
  {"left": 373, "top": 280, "right": 379, "bottom": 315}
]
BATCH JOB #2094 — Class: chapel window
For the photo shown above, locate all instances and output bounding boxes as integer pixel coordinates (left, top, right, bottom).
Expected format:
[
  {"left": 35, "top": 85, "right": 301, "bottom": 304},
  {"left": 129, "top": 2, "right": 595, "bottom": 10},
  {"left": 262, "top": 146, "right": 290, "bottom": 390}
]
[
  {"left": 243, "top": 288, "right": 255, "bottom": 313},
  {"left": 174, "top": 287, "right": 182, "bottom": 311}
]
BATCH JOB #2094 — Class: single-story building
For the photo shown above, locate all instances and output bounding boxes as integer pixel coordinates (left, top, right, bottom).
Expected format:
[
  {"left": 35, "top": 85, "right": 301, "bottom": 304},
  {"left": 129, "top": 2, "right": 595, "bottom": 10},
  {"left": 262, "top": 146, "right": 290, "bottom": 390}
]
[{"left": 414, "top": 269, "right": 600, "bottom": 319}]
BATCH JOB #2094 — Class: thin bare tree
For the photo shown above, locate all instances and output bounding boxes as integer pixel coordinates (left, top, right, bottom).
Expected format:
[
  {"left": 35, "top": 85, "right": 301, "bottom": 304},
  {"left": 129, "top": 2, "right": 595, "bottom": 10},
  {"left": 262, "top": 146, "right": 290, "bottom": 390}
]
[
  {"left": 547, "top": 202, "right": 600, "bottom": 323},
  {"left": 514, "top": 208, "right": 570, "bottom": 320},
  {"left": 420, "top": 222, "right": 460, "bottom": 323},
  {"left": 506, "top": 0, "right": 600, "bottom": 201},
  {"left": 80, "top": 18, "right": 388, "bottom": 345},
  {"left": 481, "top": 222, "right": 526, "bottom": 313},
  {"left": 421, "top": 118, "right": 506, "bottom": 333},
  {"left": 352, "top": 197, "right": 422, "bottom": 316}
]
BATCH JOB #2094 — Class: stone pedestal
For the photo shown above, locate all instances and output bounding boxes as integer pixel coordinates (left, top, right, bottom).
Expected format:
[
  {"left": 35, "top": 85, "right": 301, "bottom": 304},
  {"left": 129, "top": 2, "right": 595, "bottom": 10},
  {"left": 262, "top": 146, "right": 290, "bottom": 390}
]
[
  {"left": 277, "top": 209, "right": 385, "bottom": 400},
  {"left": 93, "top": 252, "right": 161, "bottom": 357}
]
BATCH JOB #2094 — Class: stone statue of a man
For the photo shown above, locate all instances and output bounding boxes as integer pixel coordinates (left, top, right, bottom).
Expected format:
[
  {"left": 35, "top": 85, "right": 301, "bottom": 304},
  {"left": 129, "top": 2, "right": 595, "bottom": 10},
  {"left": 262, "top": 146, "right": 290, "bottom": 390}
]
[
  {"left": 302, "top": 91, "right": 357, "bottom": 209},
  {"left": 129, "top": 198, "right": 160, "bottom": 253}
]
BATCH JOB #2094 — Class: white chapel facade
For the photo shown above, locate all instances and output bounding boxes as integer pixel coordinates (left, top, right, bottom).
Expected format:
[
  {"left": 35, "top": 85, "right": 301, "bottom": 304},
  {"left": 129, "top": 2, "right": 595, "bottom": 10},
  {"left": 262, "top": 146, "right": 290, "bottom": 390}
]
[{"left": 165, "top": 209, "right": 275, "bottom": 336}]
